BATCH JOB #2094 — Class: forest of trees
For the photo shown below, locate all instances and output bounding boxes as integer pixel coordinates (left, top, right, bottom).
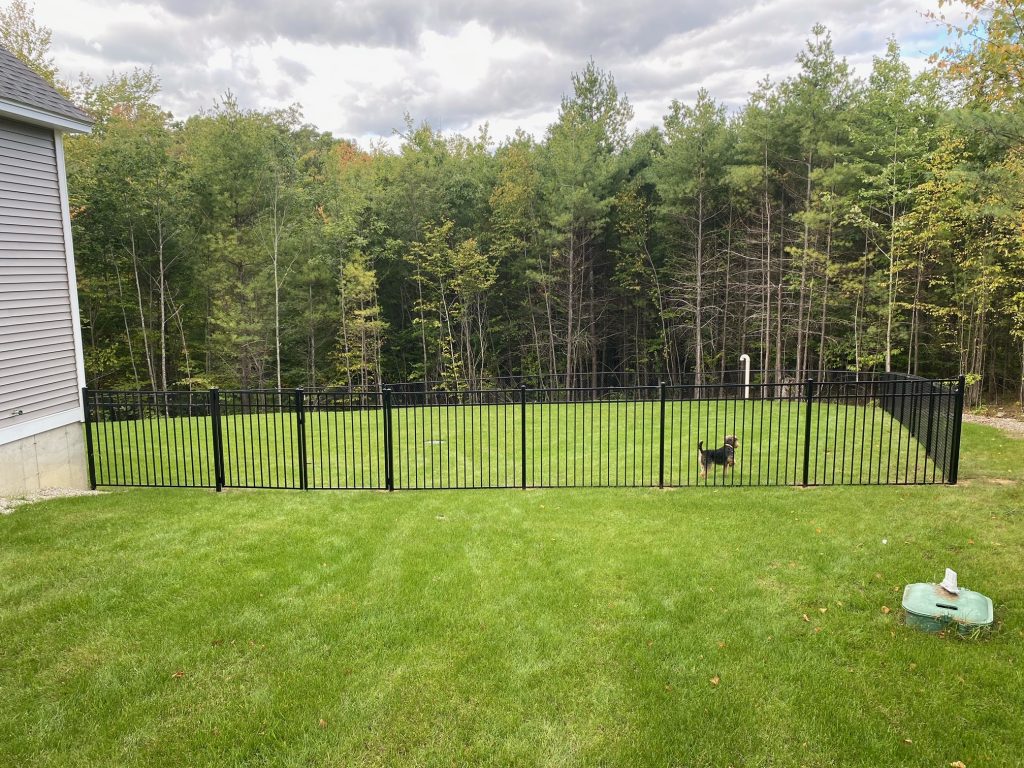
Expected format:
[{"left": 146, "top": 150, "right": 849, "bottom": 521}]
[{"left": 3, "top": 0, "right": 1023, "bottom": 405}]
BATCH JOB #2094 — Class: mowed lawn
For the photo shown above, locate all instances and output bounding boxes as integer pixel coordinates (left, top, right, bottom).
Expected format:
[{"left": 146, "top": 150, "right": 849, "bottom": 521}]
[
  {"left": 1, "top": 424, "right": 1021, "bottom": 767},
  {"left": 88, "top": 397, "right": 943, "bottom": 489}
]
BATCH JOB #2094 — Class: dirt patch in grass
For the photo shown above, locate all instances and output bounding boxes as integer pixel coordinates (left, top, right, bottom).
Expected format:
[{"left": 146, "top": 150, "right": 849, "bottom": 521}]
[
  {"left": 960, "top": 477, "right": 1018, "bottom": 487},
  {"left": 964, "top": 413, "right": 1024, "bottom": 439},
  {"left": 0, "top": 488, "right": 104, "bottom": 515}
]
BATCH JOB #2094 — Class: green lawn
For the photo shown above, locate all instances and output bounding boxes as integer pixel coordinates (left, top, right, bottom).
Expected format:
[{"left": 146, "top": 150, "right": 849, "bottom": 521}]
[
  {"left": 2, "top": 422, "right": 1019, "bottom": 767},
  {"left": 89, "top": 398, "right": 947, "bottom": 489}
]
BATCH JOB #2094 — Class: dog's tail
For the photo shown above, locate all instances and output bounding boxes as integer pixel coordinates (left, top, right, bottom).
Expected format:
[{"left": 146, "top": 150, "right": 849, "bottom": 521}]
[{"left": 697, "top": 440, "right": 704, "bottom": 454}]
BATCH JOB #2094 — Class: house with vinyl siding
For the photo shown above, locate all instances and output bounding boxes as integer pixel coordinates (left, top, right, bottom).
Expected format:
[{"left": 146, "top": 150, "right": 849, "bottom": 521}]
[{"left": 0, "top": 46, "right": 93, "bottom": 496}]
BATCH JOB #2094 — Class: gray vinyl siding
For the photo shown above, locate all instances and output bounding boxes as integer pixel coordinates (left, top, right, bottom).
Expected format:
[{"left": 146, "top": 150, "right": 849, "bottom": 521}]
[{"left": 0, "top": 116, "right": 79, "bottom": 432}]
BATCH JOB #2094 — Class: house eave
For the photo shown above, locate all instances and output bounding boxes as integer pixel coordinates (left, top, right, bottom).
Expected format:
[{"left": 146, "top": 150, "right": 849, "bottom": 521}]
[{"left": 0, "top": 97, "right": 92, "bottom": 133}]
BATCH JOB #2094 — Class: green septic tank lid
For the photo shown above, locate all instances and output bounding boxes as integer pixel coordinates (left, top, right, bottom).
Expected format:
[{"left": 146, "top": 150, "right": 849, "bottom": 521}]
[{"left": 902, "top": 583, "right": 993, "bottom": 634}]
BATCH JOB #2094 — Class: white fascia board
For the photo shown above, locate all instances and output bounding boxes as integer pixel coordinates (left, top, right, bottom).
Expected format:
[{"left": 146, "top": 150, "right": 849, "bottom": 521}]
[{"left": 0, "top": 98, "right": 92, "bottom": 133}]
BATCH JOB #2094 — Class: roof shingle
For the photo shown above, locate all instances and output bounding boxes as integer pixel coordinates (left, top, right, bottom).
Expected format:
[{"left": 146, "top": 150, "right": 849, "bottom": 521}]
[{"left": 0, "top": 45, "right": 92, "bottom": 126}]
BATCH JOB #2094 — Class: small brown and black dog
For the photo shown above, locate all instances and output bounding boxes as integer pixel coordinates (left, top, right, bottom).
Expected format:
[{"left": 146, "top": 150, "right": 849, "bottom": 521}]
[{"left": 697, "top": 435, "right": 738, "bottom": 478}]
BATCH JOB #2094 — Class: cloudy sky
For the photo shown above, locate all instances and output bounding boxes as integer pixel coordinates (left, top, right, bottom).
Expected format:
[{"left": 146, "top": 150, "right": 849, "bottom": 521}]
[{"left": 35, "top": 0, "right": 949, "bottom": 147}]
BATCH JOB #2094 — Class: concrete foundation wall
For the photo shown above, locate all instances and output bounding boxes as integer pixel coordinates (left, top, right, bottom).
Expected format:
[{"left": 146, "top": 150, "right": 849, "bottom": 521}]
[{"left": 0, "top": 422, "right": 89, "bottom": 496}]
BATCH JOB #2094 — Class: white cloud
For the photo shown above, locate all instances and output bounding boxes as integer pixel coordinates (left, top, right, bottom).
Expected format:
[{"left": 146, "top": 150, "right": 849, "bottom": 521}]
[{"left": 33, "top": 0, "right": 951, "bottom": 148}]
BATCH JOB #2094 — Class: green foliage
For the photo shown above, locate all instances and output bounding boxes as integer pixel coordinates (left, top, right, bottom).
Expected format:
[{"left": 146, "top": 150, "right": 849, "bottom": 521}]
[
  {"left": 27, "top": 0, "right": 1018, "bottom": 403},
  {"left": 0, "top": 0, "right": 56, "bottom": 85},
  {"left": 407, "top": 220, "right": 496, "bottom": 388}
]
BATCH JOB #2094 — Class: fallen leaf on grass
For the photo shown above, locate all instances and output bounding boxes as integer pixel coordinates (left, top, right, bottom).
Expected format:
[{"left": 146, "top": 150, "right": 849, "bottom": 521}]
[
  {"left": 801, "top": 614, "right": 811, "bottom": 622},
  {"left": 717, "top": 641, "right": 726, "bottom": 649},
  {"left": 710, "top": 675, "right": 720, "bottom": 686},
  {"left": 814, "top": 627, "right": 822, "bottom": 634},
  {"left": 818, "top": 607, "right": 828, "bottom": 614},
  {"left": 881, "top": 606, "right": 891, "bottom": 614},
  {"left": 903, "top": 738, "right": 913, "bottom": 745},
  {"left": 318, "top": 719, "right": 327, "bottom": 729},
  {"left": 950, "top": 762, "right": 966, "bottom": 768},
  {"left": 171, "top": 670, "right": 184, "bottom": 679}
]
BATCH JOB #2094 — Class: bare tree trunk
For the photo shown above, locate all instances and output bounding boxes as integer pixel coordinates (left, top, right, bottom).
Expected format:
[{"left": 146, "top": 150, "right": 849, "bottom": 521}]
[
  {"left": 168, "top": 292, "right": 192, "bottom": 385},
  {"left": 308, "top": 284, "right": 317, "bottom": 387},
  {"left": 720, "top": 206, "right": 732, "bottom": 383},
  {"left": 589, "top": 258, "right": 598, "bottom": 392},
  {"left": 763, "top": 193, "right": 772, "bottom": 376},
  {"left": 272, "top": 192, "right": 283, "bottom": 391},
  {"left": 909, "top": 261, "right": 923, "bottom": 376},
  {"left": 565, "top": 230, "right": 576, "bottom": 390},
  {"left": 128, "top": 226, "right": 156, "bottom": 389},
  {"left": 817, "top": 198, "right": 833, "bottom": 376},
  {"left": 643, "top": 242, "right": 671, "bottom": 382},
  {"left": 884, "top": 225, "right": 897, "bottom": 373},
  {"left": 416, "top": 264, "right": 429, "bottom": 389},
  {"left": 114, "top": 262, "right": 140, "bottom": 388},
  {"left": 339, "top": 252, "right": 350, "bottom": 387},
  {"left": 157, "top": 220, "right": 168, "bottom": 391},
  {"left": 694, "top": 191, "right": 705, "bottom": 388},
  {"left": 884, "top": 125, "right": 901, "bottom": 374},
  {"left": 796, "top": 154, "right": 812, "bottom": 378},
  {"left": 775, "top": 199, "right": 784, "bottom": 382}
]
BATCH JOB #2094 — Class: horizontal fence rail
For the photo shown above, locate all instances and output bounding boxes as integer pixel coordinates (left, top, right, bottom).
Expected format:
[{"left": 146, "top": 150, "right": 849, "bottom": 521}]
[{"left": 83, "top": 372, "right": 965, "bottom": 491}]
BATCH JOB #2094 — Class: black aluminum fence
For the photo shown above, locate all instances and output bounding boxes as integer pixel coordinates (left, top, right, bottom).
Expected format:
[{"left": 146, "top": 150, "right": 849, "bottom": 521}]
[{"left": 83, "top": 372, "right": 965, "bottom": 491}]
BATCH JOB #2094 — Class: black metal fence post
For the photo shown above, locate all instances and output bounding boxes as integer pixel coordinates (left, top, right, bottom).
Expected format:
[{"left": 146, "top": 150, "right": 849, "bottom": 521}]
[
  {"left": 382, "top": 387, "right": 394, "bottom": 491},
  {"left": 925, "top": 383, "right": 936, "bottom": 460},
  {"left": 295, "top": 388, "right": 308, "bottom": 490},
  {"left": 802, "top": 378, "right": 814, "bottom": 487},
  {"left": 520, "top": 384, "right": 527, "bottom": 489},
  {"left": 210, "top": 387, "right": 224, "bottom": 491},
  {"left": 658, "top": 381, "right": 666, "bottom": 488},
  {"left": 948, "top": 374, "right": 966, "bottom": 484},
  {"left": 82, "top": 387, "right": 97, "bottom": 490}
]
